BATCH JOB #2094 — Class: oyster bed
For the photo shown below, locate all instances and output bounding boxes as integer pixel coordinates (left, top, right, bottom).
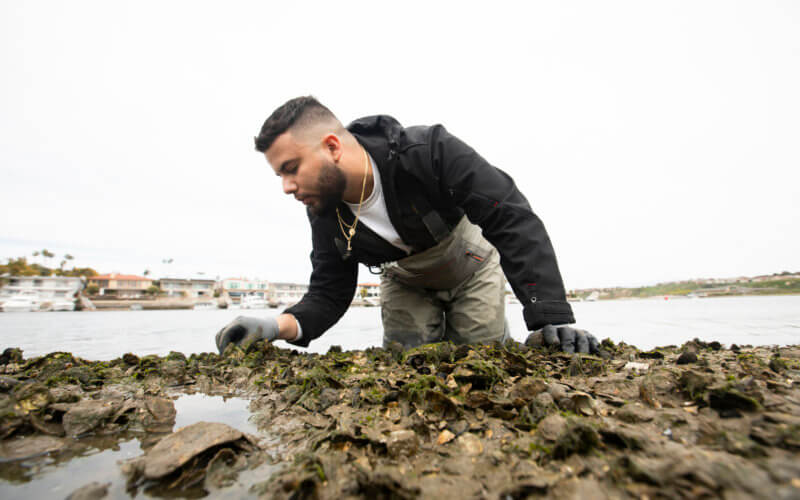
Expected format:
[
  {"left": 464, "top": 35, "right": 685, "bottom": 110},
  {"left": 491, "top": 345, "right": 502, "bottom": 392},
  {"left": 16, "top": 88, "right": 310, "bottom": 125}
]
[{"left": 1, "top": 338, "right": 799, "bottom": 499}]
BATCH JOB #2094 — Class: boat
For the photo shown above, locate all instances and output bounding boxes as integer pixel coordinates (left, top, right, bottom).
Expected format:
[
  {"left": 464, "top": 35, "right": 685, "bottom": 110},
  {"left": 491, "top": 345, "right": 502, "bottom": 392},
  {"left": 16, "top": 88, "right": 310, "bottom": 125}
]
[
  {"left": 50, "top": 299, "right": 76, "bottom": 311},
  {"left": 240, "top": 294, "right": 268, "bottom": 309},
  {"left": 193, "top": 301, "right": 218, "bottom": 310},
  {"left": 1, "top": 291, "right": 41, "bottom": 312}
]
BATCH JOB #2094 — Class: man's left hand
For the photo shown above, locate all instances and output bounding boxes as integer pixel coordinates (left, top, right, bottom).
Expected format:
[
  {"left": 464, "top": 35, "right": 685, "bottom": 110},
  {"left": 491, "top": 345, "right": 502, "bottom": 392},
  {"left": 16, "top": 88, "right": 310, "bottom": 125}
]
[{"left": 524, "top": 325, "right": 600, "bottom": 354}]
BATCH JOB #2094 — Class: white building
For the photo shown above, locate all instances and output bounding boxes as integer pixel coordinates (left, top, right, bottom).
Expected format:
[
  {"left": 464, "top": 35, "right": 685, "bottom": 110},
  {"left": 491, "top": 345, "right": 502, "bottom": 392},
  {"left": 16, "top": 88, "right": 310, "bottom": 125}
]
[
  {"left": 269, "top": 282, "right": 307, "bottom": 306},
  {"left": 354, "top": 283, "right": 381, "bottom": 306},
  {"left": 160, "top": 273, "right": 217, "bottom": 298},
  {"left": 219, "top": 277, "right": 270, "bottom": 302},
  {"left": 0, "top": 275, "right": 84, "bottom": 310}
]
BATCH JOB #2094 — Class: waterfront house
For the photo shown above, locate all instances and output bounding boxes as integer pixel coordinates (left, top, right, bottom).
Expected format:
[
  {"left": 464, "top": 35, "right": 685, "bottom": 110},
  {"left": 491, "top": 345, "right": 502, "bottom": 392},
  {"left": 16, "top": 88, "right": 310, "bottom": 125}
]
[
  {"left": 0, "top": 275, "right": 84, "bottom": 307},
  {"left": 219, "top": 277, "right": 270, "bottom": 303},
  {"left": 87, "top": 274, "right": 153, "bottom": 298},
  {"left": 160, "top": 274, "right": 217, "bottom": 298},
  {"left": 269, "top": 282, "right": 308, "bottom": 306},
  {"left": 355, "top": 283, "right": 381, "bottom": 306}
]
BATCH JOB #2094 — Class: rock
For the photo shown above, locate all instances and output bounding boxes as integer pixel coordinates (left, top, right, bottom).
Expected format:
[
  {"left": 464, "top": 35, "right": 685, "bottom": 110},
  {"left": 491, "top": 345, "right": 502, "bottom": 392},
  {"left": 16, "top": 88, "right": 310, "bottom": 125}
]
[
  {"left": 535, "top": 391, "right": 556, "bottom": 409},
  {"left": 0, "top": 348, "right": 23, "bottom": 365},
  {"left": 678, "top": 370, "right": 713, "bottom": 400},
  {"left": 0, "top": 434, "right": 66, "bottom": 461},
  {"left": 769, "top": 357, "right": 788, "bottom": 373},
  {"left": 509, "top": 378, "right": 547, "bottom": 404},
  {"left": 122, "top": 353, "right": 139, "bottom": 365},
  {"left": 204, "top": 448, "right": 245, "bottom": 491},
  {"left": 615, "top": 404, "right": 655, "bottom": 423},
  {"left": 552, "top": 420, "right": 601, "bottom": 459},
  {"left": 709, "top": 387, "right": 761, "bottom": 414},
  {"left": 537, "top": 414, "right": 567, "bottom": 442},
  {"left": 598, "top": 423, "right": 648, "bottom": 451},
  {"left": 141, "top": 422, "right": 247, "bottom": 479},
  {"left": 318, "top": 387, "right": 339, "bottom": 411},
  {"left": 386, "top": 429, "right": 419, "bottom": 458},
  {"left": 0, "top": 375, "right": 20, "bottom": 392},
  {"left": 676, "top": 352, "right": 698, "bottom": 364},
  {"left": 623, "top": 361, "right": 650, "bottom": 372},
  {"left": 546, "top": 382, "right": 568, "bottom": 401},
  {"left": 12, "top": 382, "right": 51, "bottom": 413},
  {"left": 63, "top": 400, "right": 117, "bottom": 437},
  {"left": 570, "top": 392, "right": 596, "bottom": 416},
  {"left": 456, "top": 432, "right": 484, "bottom": 456},
  {"left": 552, "top": 477, "right": 610, "bottom": 500},
  {"left": 437, "top": 429, "right": 456, "bottom": 445},
  {"left": 144, "top": 396, "right": 176, "bottom": 426},
  {"left": 524, "top": 331, "right": 544, "bottom": 348},
  {"left": 66, "top": 481, "right": 110, "bottom": 500}
]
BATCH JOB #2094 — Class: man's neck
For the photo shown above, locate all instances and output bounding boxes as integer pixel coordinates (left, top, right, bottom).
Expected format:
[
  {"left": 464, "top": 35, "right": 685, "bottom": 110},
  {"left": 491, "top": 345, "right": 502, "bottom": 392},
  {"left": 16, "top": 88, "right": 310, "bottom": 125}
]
[{"left": 342, "top": 144, "right": 374, "bottom": 204}]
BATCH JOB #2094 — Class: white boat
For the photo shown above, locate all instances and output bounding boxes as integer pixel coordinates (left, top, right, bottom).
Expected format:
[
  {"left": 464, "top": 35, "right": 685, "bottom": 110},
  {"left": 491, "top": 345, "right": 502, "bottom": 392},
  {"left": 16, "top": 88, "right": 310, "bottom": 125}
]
[
  {"left": 1, "top": 291, "right": 41, "bottom": 312},
  {"left": 240, "top": 294, "right": 268, "bottom": 309},
  {"left": 50, "top": 299, "right": 76, "bottom": 311},
  {"left": 193, "top": 301, "right": 218, "bottom": 310}
]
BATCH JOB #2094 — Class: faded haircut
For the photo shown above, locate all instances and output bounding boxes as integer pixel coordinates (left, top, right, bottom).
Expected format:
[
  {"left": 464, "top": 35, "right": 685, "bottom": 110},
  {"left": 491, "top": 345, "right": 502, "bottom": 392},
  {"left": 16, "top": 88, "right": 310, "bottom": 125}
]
[{"left": 254, "top": 96, "right": 342, "bottom": 153}]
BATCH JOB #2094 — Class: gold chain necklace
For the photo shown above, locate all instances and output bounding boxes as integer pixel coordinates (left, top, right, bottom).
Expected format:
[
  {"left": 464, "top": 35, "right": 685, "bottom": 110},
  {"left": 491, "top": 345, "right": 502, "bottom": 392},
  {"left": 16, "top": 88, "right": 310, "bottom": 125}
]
[{"left": 336, "top": 147, "right": 370, "bottom": 253}]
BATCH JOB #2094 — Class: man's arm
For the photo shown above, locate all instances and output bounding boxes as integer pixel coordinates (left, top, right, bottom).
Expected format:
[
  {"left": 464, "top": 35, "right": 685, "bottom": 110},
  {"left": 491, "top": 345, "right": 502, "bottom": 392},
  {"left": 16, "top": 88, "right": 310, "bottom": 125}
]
[
  {"left": 426, "top": 125, "right": 575, "bottom": 331},
  {"left": 282, "top": 210, "right": 359, "bottom": 347}
]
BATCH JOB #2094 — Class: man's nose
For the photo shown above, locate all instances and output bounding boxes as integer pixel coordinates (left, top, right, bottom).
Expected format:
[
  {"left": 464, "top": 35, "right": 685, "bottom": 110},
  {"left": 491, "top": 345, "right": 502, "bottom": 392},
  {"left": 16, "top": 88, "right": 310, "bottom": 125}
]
[{"left": 282, "top": 176, "right": 297, "bottom": 194}]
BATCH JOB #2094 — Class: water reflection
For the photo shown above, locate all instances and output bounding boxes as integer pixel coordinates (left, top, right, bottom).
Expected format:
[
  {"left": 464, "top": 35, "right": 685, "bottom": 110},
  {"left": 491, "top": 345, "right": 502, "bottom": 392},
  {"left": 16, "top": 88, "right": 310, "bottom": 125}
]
[{"left": 0, "top": 393, "right": 261, "bottom": 499}]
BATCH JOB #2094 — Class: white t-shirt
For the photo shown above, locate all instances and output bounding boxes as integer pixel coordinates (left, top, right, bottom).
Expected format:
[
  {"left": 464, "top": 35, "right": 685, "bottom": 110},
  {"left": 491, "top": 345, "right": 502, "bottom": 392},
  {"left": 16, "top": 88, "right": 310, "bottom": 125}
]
[{"left": 344, "top": 154, "right": 413, "bottom": 255}]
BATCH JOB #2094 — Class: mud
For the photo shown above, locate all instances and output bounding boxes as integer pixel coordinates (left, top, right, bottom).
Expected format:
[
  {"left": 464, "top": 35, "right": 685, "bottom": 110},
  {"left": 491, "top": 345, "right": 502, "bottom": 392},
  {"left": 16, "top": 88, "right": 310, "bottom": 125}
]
[{"left": 1, "top": 338, "right": 799, "bottom": 499}]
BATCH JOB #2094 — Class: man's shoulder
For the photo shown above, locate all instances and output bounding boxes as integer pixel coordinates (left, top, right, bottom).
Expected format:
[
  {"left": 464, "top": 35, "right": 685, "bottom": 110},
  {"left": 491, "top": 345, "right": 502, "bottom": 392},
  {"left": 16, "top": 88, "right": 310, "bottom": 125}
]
[{"left": 347, "top": 115, "right": 440, "bottom": 146}]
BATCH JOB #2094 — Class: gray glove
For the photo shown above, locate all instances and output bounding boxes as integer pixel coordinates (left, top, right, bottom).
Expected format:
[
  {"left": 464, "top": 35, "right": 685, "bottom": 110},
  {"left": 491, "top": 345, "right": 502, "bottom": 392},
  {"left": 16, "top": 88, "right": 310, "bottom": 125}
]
[
  {"left": 215, "top": 316, "right": 279, "bottom": 354},
  {"left": 525, "top": 325, "right": 600, "bottom": 354}
]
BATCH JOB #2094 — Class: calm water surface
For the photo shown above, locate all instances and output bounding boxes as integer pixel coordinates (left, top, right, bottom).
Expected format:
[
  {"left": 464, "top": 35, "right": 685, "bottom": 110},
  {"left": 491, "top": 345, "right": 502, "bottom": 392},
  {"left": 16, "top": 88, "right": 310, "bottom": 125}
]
[
  {"left": 0, "top": 295, "right": 798, "bottom": 359},
  {"left": 0, "top": 394, "right": 266, "bottom": 500}
]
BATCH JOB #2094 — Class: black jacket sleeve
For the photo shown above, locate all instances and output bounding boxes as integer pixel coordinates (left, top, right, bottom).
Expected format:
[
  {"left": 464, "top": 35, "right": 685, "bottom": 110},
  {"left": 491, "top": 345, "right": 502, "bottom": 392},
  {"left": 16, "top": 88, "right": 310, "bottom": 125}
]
[
  {"left": 427, "top": 125, "right": 575, "bottom": 331},
  {"left": 283, "top": 210, "right": 358, "bottom": 347}
]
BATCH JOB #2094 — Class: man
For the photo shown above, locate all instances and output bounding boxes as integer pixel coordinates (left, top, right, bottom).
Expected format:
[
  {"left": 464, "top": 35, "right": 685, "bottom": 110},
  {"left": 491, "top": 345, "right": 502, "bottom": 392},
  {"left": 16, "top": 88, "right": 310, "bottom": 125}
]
[{"left": 216, "top": 96, "right": 598, "bottom": 354}]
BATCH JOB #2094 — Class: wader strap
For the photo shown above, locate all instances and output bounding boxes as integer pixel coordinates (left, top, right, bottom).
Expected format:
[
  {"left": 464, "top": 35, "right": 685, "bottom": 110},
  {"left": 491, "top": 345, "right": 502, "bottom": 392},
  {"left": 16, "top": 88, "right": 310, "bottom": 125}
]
[{"left": 421, "top": 211, "right": 450, "bottom": 244}]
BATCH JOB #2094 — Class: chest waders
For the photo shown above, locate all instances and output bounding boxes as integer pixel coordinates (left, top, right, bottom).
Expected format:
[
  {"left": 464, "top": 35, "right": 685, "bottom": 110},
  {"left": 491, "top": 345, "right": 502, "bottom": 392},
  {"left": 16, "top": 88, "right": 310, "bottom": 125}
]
[{"left": 378, "top": 215, "right": 510, "bottom": 349}]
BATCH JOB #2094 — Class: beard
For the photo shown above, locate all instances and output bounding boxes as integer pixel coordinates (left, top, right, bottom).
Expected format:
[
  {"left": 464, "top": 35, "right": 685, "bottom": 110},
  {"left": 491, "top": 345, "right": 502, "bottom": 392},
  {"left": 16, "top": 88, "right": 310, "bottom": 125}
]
[{"left": 310, "top": 161, "right": 347, "bottom": 216}]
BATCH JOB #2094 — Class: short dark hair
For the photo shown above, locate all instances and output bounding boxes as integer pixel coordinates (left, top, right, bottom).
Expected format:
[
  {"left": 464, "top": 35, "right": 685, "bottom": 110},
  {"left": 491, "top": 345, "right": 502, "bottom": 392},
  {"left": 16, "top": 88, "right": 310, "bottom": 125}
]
[{"left": 254, "top": 96, "right": 338, "bottom": 153}]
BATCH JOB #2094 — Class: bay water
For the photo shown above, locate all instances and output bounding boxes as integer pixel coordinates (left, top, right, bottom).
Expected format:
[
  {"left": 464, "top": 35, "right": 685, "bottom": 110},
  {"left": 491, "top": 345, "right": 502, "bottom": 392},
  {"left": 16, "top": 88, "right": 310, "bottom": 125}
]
[{"left": 1, "top": 295, "right": 798, "bottom": 359}]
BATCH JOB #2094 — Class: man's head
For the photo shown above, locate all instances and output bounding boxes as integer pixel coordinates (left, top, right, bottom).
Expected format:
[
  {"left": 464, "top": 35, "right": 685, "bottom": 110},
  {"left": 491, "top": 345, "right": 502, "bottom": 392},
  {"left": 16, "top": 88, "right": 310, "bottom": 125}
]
[{"left": 255, "top": 96, "right": 348, "bottom": 216}]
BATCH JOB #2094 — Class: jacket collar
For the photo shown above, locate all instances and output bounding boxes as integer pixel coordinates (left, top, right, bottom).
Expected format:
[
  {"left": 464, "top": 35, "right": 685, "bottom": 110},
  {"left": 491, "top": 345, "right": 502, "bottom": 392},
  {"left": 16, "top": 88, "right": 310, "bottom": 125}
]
[{"left": 347, "top": 115, "right": 404, "bottom": 163}]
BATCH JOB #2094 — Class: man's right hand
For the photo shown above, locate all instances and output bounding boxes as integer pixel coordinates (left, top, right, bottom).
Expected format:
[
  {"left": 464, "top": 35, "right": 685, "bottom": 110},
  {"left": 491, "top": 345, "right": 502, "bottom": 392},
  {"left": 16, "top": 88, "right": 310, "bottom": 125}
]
[{"left": 215, "top": 316, "right": 280, "bottom": 354}]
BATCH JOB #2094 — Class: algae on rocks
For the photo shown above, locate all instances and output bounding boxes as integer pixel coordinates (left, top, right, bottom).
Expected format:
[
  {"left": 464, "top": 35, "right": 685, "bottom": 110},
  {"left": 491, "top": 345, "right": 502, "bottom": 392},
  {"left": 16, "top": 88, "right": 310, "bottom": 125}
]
[{"left": 2, "top": 339, "right": 800, "bottom": 499}]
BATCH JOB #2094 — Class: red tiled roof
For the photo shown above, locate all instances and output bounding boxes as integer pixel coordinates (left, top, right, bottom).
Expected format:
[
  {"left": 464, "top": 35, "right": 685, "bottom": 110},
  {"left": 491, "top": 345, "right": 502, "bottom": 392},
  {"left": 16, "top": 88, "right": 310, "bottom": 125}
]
[{"left": 90, "top": 274, "right": 151, "bottom": 281}]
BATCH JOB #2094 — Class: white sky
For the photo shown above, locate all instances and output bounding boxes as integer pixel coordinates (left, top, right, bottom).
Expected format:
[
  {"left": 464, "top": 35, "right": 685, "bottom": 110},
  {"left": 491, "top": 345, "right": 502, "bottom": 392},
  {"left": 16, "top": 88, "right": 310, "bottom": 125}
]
[{"left": 1, "top": 1, "right": 798, "bottom": 290}]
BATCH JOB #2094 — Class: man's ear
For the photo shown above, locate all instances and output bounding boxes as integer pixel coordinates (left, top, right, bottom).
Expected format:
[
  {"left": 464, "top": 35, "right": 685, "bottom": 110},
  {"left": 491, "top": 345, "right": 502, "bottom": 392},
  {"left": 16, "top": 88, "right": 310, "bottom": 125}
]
[{"left": 322, "top": 133, "right": 343, "bottom": 162}]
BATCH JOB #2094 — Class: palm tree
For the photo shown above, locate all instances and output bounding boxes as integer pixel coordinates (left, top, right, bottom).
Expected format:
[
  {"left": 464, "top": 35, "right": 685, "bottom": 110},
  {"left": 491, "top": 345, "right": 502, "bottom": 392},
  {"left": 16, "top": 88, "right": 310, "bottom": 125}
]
[{"left": 41, "top": 249, "right": 54, "bottom": 269}]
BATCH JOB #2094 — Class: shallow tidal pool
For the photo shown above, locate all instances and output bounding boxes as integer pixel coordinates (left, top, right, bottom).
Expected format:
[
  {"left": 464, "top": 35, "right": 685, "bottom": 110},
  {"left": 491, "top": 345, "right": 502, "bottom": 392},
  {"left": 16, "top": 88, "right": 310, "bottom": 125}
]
[{"left": 0, "top": 393, "right": 269, "bottom": 499}]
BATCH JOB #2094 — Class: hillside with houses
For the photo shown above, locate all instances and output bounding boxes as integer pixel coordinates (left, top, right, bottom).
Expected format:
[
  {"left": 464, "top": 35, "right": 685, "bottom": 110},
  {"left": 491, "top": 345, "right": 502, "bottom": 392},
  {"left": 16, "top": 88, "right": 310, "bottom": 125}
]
[{"left": 567, "top": 271, "right": 800, "bottom": 301}]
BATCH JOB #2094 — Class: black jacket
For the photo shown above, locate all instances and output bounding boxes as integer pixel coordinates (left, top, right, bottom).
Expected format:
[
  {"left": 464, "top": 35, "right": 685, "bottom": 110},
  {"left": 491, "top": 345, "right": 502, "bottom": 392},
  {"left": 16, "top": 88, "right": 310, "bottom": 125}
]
[{"left": 285, "top": 115, "right": 574, "bottom": 347}]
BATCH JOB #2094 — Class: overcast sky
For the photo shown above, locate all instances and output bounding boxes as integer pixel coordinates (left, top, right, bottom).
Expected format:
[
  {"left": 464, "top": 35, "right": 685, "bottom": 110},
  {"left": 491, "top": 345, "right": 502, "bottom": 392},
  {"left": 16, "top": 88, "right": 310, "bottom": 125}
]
[{"left": 1, "top": 1, "right": 798, "bottom": 290}]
